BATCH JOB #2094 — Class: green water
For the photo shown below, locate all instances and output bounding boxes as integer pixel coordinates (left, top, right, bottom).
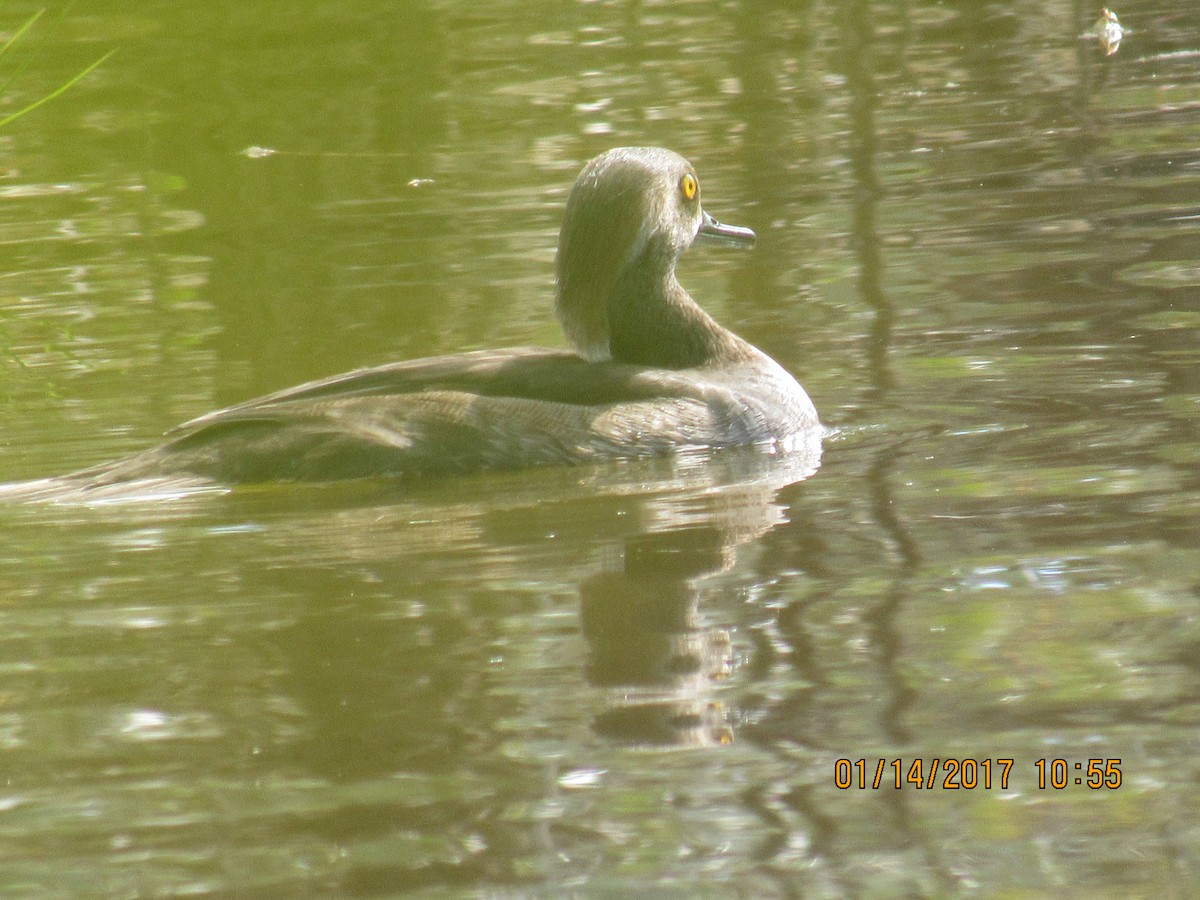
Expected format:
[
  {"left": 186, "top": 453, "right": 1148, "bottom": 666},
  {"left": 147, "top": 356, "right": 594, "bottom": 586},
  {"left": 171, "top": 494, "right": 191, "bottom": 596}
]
[{"left": 2, "top": 1, "right": 1200, "bottom": 895}]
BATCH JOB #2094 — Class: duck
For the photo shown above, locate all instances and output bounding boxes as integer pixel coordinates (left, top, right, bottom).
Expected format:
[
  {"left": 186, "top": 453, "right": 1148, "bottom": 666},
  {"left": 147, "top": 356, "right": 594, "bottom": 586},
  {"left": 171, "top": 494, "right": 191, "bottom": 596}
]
[{"left": 8, "top": 147, "right": 820, "bottom": 497}]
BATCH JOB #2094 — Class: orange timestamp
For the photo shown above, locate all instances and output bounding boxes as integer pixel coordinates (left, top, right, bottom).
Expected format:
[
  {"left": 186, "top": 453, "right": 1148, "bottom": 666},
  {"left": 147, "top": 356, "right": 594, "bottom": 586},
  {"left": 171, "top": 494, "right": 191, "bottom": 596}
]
[
  {"left": 1034, "top": 758, "right": 1122, "bottom": 789},
  {"left": 833, "top": 758, "right": 1123, "bottom": 790},
  {"left": 835, "top": 757, "right": 1013, "bottom": 790}
]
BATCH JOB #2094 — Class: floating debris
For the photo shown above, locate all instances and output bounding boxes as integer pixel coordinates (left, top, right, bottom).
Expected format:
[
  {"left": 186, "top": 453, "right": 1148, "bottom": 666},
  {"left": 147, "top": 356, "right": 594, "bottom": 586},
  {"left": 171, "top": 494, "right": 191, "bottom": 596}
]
[{"left": 1093, "top": 8, "right": 1123, "bottom": 56}]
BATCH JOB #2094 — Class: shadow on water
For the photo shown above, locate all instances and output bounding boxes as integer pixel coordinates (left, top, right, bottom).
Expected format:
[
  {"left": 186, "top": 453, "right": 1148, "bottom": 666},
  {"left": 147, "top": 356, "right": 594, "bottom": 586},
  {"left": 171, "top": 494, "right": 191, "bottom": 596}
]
[
  {"left": 838, "top": 0, "right": 920, "bottom": 751},
  {"left": 722, "top": 4, "right": 947, "bottom": 893}
]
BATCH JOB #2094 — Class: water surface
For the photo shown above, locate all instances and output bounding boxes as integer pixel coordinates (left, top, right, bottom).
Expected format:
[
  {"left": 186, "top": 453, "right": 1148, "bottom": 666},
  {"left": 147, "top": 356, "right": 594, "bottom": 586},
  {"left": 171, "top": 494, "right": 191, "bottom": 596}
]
[{"left": 2, "top": 1, "right": 1199, "bottom": 895}]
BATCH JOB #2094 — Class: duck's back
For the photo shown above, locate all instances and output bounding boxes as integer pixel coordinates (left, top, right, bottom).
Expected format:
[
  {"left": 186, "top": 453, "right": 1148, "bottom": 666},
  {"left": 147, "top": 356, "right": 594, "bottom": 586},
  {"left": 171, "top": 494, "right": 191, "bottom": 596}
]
[{"left": 49, "top": 346, "right": 816, "bottom": 489}]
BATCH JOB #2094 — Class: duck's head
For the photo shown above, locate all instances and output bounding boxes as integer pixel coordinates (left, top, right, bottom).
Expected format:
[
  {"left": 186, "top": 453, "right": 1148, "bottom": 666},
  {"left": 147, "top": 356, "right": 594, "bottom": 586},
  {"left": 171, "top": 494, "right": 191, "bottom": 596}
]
[{"left": 554, "top": 147, "right": 755, "bottom": 362}]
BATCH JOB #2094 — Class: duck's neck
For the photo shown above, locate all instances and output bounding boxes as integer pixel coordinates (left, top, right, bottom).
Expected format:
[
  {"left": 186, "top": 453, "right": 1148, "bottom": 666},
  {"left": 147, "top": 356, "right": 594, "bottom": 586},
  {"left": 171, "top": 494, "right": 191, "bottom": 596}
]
[{"left": 606, "top": 260, "right": 753, "bottom": 369}]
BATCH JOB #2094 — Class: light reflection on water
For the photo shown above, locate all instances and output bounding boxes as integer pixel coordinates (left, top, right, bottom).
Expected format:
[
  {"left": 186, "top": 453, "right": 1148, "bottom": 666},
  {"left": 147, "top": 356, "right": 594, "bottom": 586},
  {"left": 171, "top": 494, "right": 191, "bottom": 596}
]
[{"left": 2, "top": 0, "right": 1200, "bottom": 895}]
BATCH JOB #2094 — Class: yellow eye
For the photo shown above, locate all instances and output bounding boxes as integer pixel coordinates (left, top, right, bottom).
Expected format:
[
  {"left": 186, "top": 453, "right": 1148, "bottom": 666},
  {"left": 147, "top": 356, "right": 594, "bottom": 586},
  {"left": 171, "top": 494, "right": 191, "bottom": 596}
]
[{"left": 680, "top": 173, "right": 698, "bottom": 201}]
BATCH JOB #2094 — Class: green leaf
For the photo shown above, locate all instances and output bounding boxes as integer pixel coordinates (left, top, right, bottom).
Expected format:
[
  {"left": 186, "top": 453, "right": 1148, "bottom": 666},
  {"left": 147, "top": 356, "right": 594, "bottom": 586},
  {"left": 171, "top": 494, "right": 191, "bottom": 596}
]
[{"left": 0, "top": 48, "right": 116, "bottom": 128}]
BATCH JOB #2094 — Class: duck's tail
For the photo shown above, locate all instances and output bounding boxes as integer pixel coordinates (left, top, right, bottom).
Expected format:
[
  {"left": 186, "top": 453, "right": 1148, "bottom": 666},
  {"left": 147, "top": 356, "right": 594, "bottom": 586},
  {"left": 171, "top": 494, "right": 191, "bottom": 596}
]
[{"left": 0, "top": 455, "right": 224, "bottom": 505}]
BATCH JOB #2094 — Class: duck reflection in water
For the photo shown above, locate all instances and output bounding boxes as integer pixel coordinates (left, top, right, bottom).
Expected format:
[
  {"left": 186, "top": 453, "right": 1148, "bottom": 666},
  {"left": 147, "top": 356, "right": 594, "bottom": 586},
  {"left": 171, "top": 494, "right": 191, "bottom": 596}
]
[
  {"left": 5, "top": 147, "right": 820, "bottom": 500},
  {"left": 583, "top": 525, "right": 738, "bottom": 748}
]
